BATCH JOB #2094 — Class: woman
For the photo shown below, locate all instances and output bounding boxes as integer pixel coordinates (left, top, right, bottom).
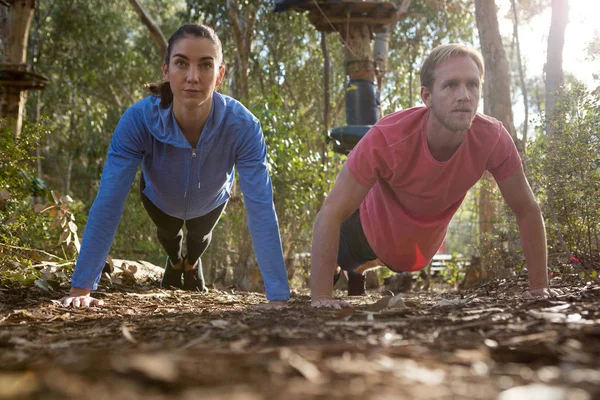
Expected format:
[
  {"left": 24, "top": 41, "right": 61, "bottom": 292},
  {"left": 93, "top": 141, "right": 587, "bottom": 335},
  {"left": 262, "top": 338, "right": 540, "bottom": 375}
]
[{"left": 61, "top": 24, "right": 290, "bottom": 308}]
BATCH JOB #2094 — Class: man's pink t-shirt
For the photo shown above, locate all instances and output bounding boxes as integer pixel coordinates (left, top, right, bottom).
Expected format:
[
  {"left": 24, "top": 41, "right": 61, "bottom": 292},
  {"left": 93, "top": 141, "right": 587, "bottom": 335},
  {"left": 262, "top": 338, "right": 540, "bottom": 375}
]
[{"left": 346, "top": 107, "right": 522, "bottom": 272}]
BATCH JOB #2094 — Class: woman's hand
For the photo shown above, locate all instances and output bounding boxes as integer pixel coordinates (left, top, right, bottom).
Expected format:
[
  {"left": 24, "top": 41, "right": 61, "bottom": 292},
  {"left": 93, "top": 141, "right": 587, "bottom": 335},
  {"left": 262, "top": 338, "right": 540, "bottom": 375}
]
[
  {"left": 311, "top": 297, "right": 353, "bottom": 309},
  {"left": 59, "top": 287, "right": 104, "bottom": 308}
]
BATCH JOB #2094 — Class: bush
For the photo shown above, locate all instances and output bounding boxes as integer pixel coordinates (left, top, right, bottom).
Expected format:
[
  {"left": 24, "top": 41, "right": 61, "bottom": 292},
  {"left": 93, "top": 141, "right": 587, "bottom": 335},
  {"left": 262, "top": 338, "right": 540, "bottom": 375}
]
[
  {"left": 528, "top": 84, "right": 600, "bottom": 274},
  {"left": 0, "top": 119, "right": 84, "bottom": 289}
]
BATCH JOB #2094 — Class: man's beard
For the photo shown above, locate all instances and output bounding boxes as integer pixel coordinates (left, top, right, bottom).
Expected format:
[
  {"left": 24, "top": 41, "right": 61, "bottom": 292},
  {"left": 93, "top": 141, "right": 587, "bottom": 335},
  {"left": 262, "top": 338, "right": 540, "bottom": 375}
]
[{"left": 431, "top": 105, "right": 475, "bottom": 132}]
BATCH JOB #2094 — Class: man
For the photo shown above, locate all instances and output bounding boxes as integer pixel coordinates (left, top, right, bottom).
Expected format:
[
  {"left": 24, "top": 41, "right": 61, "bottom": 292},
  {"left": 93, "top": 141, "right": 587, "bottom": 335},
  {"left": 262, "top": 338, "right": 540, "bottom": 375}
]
[{"left": 310, "top": 44, "right": 562, "bottom": 309}]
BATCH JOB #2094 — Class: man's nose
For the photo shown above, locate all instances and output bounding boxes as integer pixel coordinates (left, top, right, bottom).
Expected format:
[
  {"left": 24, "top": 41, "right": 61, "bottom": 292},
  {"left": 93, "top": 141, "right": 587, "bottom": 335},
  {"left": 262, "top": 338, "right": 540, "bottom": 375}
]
[{"left": 457, "top": 84, "right": 470, "bottom": 101}]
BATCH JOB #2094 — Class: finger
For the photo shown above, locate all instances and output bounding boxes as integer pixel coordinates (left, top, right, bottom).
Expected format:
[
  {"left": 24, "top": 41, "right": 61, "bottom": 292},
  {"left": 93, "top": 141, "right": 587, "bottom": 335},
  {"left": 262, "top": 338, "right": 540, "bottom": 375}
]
[
  {"left": 61, "top": 296, "right": 73, "bottom": 307},
  {"left": 72, "top": 297, "right": 81, "bottom": 308},
  {"left": 332, "top": 302, "right": 342, "bottom": 310},
  {"left": 312, "top": 300, "right": 327, "bottom": 308},
  {"left": 94, "top": 298, "right": 105, "bottom": 306},
  {"left": 340, "top": 301, "right": 354, "bottom": 308},
  {"left": 522, "top": 291, "right": 533, "bottom": 299},
  {"left": 81, "top": 297, "right": 93, "bottom": 307}
]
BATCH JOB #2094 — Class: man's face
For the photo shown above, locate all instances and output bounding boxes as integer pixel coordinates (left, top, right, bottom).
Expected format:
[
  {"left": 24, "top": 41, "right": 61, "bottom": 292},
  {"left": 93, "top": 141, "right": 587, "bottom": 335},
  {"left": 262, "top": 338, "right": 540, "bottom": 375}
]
[
  {"left": 162, "top": 36, "right": 225, "bottom": 110},
  {"left": 421, "top": 55, "right": 481, "bottom": 133}
]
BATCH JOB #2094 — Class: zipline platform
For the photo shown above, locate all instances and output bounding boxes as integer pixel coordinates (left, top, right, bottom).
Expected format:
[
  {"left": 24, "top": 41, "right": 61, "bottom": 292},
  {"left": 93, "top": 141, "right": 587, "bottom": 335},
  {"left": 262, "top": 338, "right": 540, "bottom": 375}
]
[
  {"left": 0, "top": 62, "right": 49, "bottom": 91},
  {"left": 274, "top": 0, "right": 401, "bottom": 33}
]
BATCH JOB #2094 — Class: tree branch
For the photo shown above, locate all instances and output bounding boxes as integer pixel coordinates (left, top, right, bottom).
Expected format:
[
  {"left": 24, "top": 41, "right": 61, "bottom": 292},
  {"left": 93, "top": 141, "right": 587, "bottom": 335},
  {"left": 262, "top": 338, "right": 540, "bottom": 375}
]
[{"left": 127, "top": 0, "right": 167, "bottom": 57}]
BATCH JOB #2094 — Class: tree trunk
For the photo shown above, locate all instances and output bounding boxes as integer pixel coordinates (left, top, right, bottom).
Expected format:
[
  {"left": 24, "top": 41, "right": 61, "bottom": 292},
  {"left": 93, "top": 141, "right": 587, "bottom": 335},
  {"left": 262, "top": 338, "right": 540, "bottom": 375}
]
[
  {"left": 511, "top": 0, "right": 529, "bottom": 146},
  {"left": 225, "top": 0, "right": 258, "bottom": 102},
  {"left": 127, "top": 0, "right": 167, "bottom": 58},
  {"left": 474, "top": 0, "right": 521, "bottom": 283},
  {"left": 474, "top": 0, "right": 522, "bottom": 155},
  {"left": 545, "top": 0, "right": 570, "bottom": 256},
  {"left": 319, "top": 31, "right": 330, "bottom": 207},
  {"left": 545, "top": 0, "right": 568, "bottom": 136},
  {"left": 0, "top": 0, "right": 36, "bottom": 137}
]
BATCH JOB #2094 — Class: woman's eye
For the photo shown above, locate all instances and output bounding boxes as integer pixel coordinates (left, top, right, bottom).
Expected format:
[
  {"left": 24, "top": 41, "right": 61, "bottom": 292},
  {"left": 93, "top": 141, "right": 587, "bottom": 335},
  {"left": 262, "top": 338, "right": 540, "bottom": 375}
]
[{"left": 175, "top": 60, "right": 186, "bottom": 67}]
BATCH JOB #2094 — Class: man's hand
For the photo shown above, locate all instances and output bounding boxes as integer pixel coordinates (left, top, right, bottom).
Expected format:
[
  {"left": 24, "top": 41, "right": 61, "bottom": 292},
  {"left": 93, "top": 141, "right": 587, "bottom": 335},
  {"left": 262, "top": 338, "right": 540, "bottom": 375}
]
[
  {"left": 522, "top": 287, "right": 565, "bottom": 299},
  {"left": 59, "top": 287, "right": 104, "bottom": 308},
  {"left": 254, "top": 301, "right": 288, "bottom": 310},
  {"left": 311, "top": 297, "right": 353, "bottom": 309}
]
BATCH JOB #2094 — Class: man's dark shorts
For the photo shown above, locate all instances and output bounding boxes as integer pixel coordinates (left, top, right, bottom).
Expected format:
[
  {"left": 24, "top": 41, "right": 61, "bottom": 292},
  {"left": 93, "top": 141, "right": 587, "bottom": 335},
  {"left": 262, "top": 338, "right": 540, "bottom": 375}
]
[{"left": 337, "top": 209, "right": 379, "bottom": 272}]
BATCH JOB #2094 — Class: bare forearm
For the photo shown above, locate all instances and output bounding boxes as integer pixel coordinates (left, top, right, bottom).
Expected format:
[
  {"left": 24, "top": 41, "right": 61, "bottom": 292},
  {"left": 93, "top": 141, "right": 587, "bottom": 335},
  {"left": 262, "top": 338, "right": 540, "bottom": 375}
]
[
  {"left": 310, "top": 212, "right": 340, "bottom": 300},
  {"left": 517, "top": 208, "right": 548, "bottom": 289}
]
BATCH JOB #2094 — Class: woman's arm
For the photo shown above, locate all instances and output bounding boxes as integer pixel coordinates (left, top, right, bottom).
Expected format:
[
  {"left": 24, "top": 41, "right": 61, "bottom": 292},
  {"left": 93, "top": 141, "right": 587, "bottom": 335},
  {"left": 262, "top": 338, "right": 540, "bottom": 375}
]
[
  {"left": 63, "top": 108, "right": 144, "bottom": 306},
  {"left": 235, "top": 121, "right": 290, "bottom": 302}
]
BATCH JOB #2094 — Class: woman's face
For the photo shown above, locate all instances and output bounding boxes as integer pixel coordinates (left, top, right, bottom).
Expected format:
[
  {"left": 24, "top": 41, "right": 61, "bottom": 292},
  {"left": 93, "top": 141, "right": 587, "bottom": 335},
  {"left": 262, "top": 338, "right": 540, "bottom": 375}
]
[{"left": 162, "top": 36, "right": 225, "bottom": 111}]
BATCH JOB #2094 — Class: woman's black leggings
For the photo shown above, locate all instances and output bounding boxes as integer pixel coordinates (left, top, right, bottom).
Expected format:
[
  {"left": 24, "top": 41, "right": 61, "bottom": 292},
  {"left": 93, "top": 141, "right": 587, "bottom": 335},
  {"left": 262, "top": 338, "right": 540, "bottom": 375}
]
[{"left": 140, "top": 174, "right": 227, "bottom": 265}]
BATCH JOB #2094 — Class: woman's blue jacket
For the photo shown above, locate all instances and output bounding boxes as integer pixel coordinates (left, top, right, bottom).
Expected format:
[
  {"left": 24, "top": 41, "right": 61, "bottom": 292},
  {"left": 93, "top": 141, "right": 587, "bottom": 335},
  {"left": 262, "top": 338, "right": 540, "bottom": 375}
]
[{"left": 72, "top": 93, "right": 290, "bottom": 301}]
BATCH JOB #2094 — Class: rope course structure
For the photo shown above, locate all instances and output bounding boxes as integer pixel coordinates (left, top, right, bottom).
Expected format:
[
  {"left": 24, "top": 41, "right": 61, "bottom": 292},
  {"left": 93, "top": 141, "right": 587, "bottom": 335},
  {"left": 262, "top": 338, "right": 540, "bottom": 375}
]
[{"left": 274, "top": 0, "right": 412, "bottom": 154}]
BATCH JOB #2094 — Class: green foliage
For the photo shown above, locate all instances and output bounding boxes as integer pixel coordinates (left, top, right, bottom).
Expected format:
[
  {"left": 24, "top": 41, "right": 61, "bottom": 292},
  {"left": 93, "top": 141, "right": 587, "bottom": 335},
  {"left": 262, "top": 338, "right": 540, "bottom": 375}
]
[
  {"left": 0, "top": 119, "right": 54, "bottom": 286},
  {"left": 111, "top": 173, "right": 165, "bottom": 266},
  {"left": 386, "top": 0, "right": 475, "bottom": 110},
  {"left": 528, "top": 84, "right": 600, "bottom": 266},
  {"left": 438, "top": 252, "right": 467, "bottom": 288}
]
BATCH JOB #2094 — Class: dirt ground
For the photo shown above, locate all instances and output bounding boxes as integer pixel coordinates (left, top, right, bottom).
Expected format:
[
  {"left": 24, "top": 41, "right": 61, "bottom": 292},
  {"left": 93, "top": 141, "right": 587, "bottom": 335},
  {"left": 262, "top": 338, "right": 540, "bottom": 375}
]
[{"left": 1, "top": 270, "right": 599, "bottom": 400}]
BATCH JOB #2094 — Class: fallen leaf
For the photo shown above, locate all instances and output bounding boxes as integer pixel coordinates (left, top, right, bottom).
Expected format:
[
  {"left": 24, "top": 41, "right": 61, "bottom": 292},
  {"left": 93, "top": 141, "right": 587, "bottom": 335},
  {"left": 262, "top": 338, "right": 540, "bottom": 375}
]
[
  {"left": 210, "top": 319, "right": 229, "bottom": 329},
  {"left": 0, "top": 372, "right": 38, "bottom": 398},
  {"left": 121, "top": 325, "right": 137, "bottom": 344},
  {"left": 434, "top": 298, "right": 470, "bottom": 308},
  {"left": 498, "top": 384, "right": 590, "bottom": 400},
  {"left": 34, "top": 279, "right": 51, "bottom": 292}
]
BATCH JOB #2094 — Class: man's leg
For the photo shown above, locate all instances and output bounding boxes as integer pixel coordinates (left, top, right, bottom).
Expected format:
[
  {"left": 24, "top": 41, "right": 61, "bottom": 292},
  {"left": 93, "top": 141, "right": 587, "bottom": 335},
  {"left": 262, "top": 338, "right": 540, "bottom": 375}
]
[
  {"left": 183, "top": 201, "right": 228, "bottom": 292},
  {"left": 337, "top": 209, "right": 378, "bottom": 296}
]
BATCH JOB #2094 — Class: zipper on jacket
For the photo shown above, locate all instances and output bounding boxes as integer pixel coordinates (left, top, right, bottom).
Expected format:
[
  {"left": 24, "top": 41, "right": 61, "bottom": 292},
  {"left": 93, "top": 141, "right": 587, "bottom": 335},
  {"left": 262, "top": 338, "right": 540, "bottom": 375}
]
[{"left": 183, "top": 149, "right": 197, "bottom": 220}]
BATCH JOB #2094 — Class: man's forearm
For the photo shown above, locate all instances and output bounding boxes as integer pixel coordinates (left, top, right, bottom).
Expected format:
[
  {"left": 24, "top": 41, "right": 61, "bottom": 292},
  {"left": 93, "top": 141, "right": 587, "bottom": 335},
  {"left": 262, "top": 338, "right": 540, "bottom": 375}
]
[
  {"left": 310, "top": 212, "right": 341, "bottom": 300},
  {"left": 517, "top": 207, "right": 549, "bottom": 289}
]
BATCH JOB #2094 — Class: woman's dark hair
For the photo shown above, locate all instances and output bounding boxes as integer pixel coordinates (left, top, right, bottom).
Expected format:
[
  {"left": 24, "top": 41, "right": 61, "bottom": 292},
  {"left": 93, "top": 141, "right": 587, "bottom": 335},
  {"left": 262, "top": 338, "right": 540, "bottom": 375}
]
[{"left": 146, "top": 24, "right": 223, "bottom": 108}]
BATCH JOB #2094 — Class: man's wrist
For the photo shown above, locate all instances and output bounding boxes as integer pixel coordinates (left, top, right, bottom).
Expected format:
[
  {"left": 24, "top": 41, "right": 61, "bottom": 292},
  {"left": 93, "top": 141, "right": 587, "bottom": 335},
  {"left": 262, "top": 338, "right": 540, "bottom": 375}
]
[{"left": 311, "top": 295, "right": 334, "bottom": 301}]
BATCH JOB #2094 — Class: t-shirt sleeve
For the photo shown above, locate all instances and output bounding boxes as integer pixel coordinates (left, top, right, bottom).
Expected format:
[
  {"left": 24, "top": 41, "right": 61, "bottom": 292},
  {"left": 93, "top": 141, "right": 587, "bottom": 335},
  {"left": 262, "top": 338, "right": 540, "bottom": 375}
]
[
  {"left": 346, "top": 127, "right": 394, "bottom": 189},
  {"left": 486, "top": 123, "right": 522, "bottom": 181}
]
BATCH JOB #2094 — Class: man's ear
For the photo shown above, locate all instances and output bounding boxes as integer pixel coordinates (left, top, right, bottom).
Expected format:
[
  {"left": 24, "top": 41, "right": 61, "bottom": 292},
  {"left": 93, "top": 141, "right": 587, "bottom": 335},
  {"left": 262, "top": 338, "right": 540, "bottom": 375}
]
[
  {"left": 215, "top": 65, "right": 226, "bottom": 87},
  {"left": 420, "top": 86, "right": 432, "bottom": 108},
  {"left": 162, "top": 62, "right": 169, "bottom": 81}
]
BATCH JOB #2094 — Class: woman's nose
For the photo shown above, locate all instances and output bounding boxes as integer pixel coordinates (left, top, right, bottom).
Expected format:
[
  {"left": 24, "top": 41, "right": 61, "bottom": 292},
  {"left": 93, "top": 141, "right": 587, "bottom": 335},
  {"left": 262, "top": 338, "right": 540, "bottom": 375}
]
[{"left": 187, "top": 67, "right": 199, "bottom": 82}]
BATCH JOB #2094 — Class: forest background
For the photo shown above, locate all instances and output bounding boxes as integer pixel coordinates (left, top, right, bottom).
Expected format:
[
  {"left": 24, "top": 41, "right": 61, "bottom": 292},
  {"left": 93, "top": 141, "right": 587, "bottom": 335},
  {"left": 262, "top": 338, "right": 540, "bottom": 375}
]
[{"left": 1, "top": 0, "right": 599, "bottom": 293}]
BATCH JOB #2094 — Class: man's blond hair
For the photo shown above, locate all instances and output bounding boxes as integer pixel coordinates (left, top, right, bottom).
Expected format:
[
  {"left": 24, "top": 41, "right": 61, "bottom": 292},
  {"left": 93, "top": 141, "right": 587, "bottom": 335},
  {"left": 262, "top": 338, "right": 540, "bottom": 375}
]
[{"left": 420, "top": 44, "right": 485, "bottom": 90}]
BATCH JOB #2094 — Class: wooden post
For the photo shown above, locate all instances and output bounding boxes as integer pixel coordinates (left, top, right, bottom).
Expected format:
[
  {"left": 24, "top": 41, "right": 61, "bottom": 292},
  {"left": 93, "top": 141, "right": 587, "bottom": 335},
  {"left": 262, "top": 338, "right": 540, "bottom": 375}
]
[{"left": 0, "top": 0, "right": 36, "bottom": 137}]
